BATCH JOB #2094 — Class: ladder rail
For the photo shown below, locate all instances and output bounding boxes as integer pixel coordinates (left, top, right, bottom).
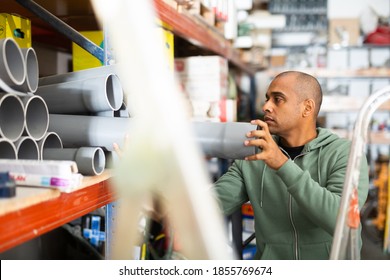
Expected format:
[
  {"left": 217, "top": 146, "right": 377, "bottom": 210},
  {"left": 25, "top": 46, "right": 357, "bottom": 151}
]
[{"left": 330, "top": 85, "right": 390, "bottom": 259}]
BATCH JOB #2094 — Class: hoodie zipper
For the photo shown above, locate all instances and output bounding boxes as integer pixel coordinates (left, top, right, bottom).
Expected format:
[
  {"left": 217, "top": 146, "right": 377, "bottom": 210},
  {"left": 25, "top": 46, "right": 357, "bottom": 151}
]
[{"left": 289, "top": 152, "right": 307, "bottom": 260}]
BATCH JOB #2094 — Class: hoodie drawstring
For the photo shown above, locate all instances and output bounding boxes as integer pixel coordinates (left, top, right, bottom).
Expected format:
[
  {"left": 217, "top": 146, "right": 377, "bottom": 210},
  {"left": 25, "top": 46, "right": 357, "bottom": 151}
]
[
  {"left": 317, "top": 146, "right": 322, "bottom": 186},
  {"left": 260, "top": 164, "right": 267, "bottom": 208}
]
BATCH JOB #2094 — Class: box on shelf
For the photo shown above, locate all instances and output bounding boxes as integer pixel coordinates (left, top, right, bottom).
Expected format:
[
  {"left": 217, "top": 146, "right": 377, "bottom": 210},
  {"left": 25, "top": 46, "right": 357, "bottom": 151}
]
[
  {"left": 242, "top": 244, "right": 257, "bottom": 260},
  {"left": 175, "top": 55, "right": 228, "bottom": 101},
  {"left": 219, "top": 98, "right": 237, "bottom": 122},
  {"left": 242, "top": 203, "right": 254, "bottom": 233},
  {"left": 329, "top": 18, "right": 360, "bottom": 46},
  {"left": 175, "top": 55, "right": 228, "bottom": 121},
  {"left": 0, "top": 13, "right": 31, "bottom": 48},
  {"left": 178, "top": 0, "right": 215, "bottom": 26}
]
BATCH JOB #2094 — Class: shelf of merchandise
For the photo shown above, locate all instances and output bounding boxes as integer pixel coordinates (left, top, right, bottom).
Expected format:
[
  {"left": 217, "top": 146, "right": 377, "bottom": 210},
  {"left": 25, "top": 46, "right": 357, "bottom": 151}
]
[
  {"left": 1, "top": 0, "right": 254, "bottom": 75},
  {"left": 266, "top": 68, "right": 390, "bottom": 79},
  {"left": 153, "top": 0, "right": 254, "bottom": 75},
  {"left": 331, "top": 129, "right": 390, "bottom": 145},
  {"left": 0, "top": 171, "right": 115, "bottom": 253}
]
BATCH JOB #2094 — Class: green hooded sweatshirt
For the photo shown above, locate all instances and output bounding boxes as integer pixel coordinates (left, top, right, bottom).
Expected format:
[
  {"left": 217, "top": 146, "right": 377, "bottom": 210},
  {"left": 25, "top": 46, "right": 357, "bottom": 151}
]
[{"left": 213, "top": 128, "right": 369, "bottom": 260}]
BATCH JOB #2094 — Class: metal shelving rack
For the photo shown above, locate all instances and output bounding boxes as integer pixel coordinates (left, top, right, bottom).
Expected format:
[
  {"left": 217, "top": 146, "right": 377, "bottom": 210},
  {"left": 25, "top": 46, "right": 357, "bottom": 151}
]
[{"left": 0, "top": 0, "right": 255, "bottom": 259}]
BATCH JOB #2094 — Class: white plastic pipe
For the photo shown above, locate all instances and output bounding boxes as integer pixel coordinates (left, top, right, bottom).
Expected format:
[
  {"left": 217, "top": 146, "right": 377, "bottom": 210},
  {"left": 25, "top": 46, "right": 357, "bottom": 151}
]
[
  {"left": 38, "top": 64, "right": 117, "bottom": 86},
  {"left": 0, "top": 38, "right": 26, "bottom": 88},
  {"left": 0, "top": 138, "right": 17, "bottom": 159},
  {"left": 14, "top": 136, "right": 39, "bottom": 160},
  {"left": 36, "top": 132, "right": 63, "bottom": 160},
  {"left": 35, "top": 74, "right": 123, "bottom": 113},
  {"left": 43, "top": 147, "right": 105, "bottom": 176},
  {"left": 21, "top": 95, "right": 49, "bottom": 141},
  {"left": 49, "top": 114, "right": 259, "bottom": 158},
  {"left": 11, "top": 48, "right": 39, "bottom": 93},
  {"left": 0, "top": 93, "right": 25, "bottom": 141},
  {"left": 48, "top": 114, "right": 129, "bottom": 151},
  {"left": 193, "top": 121, "right": 259, "bottom": 159}
]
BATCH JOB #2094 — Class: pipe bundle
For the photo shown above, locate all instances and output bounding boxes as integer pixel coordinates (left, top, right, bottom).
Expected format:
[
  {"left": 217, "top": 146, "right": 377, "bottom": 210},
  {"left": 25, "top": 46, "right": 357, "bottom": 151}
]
[
  {"left": 1, "top": 38, "right": 259, "bottom": 176},
  {"left": 0, "top": 38, "right": 102, "bottom": 176},
  {"left": 0, "top": 38, "right": 56, "bottom": 163}
]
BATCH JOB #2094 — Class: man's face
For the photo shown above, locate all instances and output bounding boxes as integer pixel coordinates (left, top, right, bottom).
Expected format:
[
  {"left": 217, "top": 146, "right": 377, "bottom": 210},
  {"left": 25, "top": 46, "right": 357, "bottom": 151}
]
[{"left": 262, "top": 75, "right": 304, "bottom": 136}]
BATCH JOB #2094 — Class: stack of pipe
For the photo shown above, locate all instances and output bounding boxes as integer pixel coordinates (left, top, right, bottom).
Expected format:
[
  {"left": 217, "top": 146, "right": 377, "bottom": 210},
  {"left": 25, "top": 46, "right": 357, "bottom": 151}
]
[
  {"left": 39, "top": 64, "right": 259, "bottom": 163},
  {"left": 6, "top": 41, "right": 263, "bottom": 180},
  {"left": 2, "top": 37, "right": 259, "bottom": 177},
  {"left": 0, "top": 37, "right": 51, "bottom": 161},
  {"left": 35, "top": 61, "right": 129, "bottom": 175},
  {"left": 0, "top": 37, "right": 107, "bottom": 176}
]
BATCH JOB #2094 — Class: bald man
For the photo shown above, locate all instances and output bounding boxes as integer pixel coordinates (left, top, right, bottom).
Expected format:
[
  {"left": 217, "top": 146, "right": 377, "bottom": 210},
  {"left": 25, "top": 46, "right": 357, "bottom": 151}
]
[{"left": 213, "top": 71, "right": 369, "bottom": 260}]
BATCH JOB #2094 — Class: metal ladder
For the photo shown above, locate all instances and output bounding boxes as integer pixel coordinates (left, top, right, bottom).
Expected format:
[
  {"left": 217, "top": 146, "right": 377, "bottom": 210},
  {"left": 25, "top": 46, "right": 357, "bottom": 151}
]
[{"left": 330, "top": 85, "right": 390, "bottom": 259}]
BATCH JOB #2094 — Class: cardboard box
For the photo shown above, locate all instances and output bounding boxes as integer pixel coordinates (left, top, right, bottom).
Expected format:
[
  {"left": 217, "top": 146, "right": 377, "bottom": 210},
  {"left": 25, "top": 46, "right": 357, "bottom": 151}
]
[
  {"left": 0, "top": 13, "right": 31, "bottom": 48},
  {"left": 175, "top": 56, "right": 228, "bottom": 102},
  {"left": 329, "top": 18, "right": 360, "bottom": 46}
]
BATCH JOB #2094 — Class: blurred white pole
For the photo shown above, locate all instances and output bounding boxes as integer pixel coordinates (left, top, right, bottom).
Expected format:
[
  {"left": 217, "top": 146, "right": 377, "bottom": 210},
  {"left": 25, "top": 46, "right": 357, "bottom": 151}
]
[{"left": 91, "top": 0, "right": 232, "bottom": 260}]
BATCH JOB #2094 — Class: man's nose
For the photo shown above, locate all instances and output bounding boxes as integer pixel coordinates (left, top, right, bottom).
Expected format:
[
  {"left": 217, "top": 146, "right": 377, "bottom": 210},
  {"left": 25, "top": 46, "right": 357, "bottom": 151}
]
[{"left": 262, "top": 101, "right": 272, "bottom": 113}]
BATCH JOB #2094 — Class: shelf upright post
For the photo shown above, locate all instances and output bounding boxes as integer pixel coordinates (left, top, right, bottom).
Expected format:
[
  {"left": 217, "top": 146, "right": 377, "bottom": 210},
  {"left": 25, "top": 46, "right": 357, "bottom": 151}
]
[{"left": 103, "top": 21, "right": 117, "bottom": 260}]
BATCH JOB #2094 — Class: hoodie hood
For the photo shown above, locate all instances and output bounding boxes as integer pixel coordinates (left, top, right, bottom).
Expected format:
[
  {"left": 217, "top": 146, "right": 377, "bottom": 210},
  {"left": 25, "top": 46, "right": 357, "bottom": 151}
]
[{"left": 273, "top": 127, "right": 340, "bottom": 153}]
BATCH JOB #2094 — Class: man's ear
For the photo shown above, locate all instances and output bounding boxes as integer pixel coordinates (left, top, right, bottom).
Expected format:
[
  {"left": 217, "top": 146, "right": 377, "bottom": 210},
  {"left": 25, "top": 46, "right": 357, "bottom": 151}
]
[{"left": 302, "top": 99, "right": 315, "bottom": 117}]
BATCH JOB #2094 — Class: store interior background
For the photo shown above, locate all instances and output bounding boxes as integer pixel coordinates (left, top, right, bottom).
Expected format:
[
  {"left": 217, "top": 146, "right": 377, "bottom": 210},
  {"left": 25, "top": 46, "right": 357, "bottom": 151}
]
[{"left": 0, "top": 0, "right": 389, "bottom": 260}]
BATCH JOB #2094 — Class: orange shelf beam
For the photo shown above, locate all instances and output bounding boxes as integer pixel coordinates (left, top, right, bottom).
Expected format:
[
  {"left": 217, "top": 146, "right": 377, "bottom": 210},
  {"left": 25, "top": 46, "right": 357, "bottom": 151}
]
[{"left": 0, "top": 179, "right": 115, "bottom": 253}]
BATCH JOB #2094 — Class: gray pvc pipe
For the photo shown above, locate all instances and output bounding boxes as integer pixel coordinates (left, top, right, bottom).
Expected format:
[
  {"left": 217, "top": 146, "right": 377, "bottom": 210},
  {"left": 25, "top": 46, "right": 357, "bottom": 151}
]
[
  {"left": 49, "top": 114, "right": 260, "bottom": 159},
  {"left": 11, "top": 48, "right": 39, "bottom": 93},
  {"left": 43, "top": 147, "right": 106, "bottom": 176},
  {"left": 14, "top": 136, "right": 39, "bottom": 160},
  {"left": 0, "top": 138, "right": 17, "bottom": 159},
  {"left": 37, "top": 131, "right": 63, "bottom": 160},
  {"left": 192, "top": 121, "right": 260, "bottom": 159},
  {"left": 35, "top": 73, "right": 123, "bottom": 113},
  {"left": 0, "top": 38, "right": 26, "bottom": 87},
  {"left": 38, "top": 64, "right": 117, "bottom": 86},
  {"left": 0, "top": 93, "right": 25, "bottom": 141},
  {"left": 21, "top": 95, "right": 49, "bottom": 141},
  {"left": 49, "top": 114, "right": 130, "bottom": 151}
]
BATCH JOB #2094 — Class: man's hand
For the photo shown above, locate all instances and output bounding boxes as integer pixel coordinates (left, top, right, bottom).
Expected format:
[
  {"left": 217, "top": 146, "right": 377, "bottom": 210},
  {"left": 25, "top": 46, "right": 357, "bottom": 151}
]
[
  {"left": 244, "top": 119, "right": 288, "bottom": 170},
  {"left": 113, "top": 134, "right": 130, "bottom": 159}
]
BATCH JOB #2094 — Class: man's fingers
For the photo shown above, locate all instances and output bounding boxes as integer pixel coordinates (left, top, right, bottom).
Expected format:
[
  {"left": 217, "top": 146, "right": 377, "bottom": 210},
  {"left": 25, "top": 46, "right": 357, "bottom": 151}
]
[
  {"left": 244, "top": 138, "right": 266, "bottom": 149},
  {"left": 250, "top": 119, "right": 270, "bottom": 134},
  {"left": 113, "top": 142, "right": 123, "bottom": 158}
]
